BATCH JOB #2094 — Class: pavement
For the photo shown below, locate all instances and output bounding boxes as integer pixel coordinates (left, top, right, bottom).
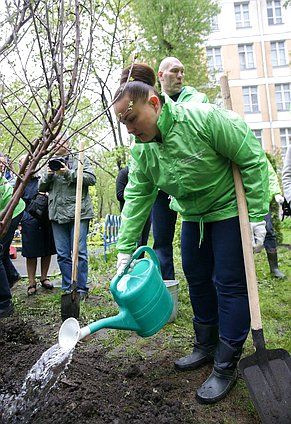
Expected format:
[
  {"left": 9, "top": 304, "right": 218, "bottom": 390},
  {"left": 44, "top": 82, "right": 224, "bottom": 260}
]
[
  {"left": 11, "top": 246, "right": 104, "bottom": 288},
  {"left": 11, "top": 253, "right": 62, "bottom": 287}
]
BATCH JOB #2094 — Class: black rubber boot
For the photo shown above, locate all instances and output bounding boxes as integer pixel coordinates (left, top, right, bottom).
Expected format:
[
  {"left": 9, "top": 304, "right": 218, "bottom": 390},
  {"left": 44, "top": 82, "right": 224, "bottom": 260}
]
[
  {"left": 196, "top": 339, "right": 242, "bottom": 404},
  {"left": 266, "top": 249, "right": 285, "bottom": 278},
  {"left": 174, "top": 321, "right": 219, "bottom": 371}
]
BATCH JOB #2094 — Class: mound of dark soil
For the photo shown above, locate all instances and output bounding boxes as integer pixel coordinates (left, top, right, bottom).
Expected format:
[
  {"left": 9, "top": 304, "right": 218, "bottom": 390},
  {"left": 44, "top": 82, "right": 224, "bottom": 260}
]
[{"left": 0, "top": 316, "right": 260, "bottom": 424}]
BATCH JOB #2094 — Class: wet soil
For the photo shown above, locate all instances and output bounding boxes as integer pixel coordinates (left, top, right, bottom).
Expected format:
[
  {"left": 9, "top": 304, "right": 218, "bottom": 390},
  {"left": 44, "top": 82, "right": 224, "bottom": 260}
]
[{"left": 0, "top": 311, "right": 260, "bottom": 424}]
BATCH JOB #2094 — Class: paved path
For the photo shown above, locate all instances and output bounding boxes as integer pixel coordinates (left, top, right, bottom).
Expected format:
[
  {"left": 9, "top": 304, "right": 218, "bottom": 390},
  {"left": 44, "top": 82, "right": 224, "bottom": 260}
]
[
  {"left": 11, "top": 246, "right": 103, "bottom": 288},
  {"left": 12, "top": 253, "right": 60, "bottom": 278}
]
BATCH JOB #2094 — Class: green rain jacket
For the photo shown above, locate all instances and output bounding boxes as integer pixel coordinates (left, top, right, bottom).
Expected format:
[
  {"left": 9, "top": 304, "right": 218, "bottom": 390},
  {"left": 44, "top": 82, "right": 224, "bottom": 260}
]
[
  {"left": 39, "top": 155, "right": 96, "bottom": 224},
  {"left": 267, "top": 160, "right": 281, "bottom": 202},
  {"left": 117, "top": 94, "right": 269, "bottom": 253},
  {"left": 0, "top": 177, "right": 25, "bottom": 218},
  {"left": 176, "top": 85, "right": 209, "bottom": 104}
]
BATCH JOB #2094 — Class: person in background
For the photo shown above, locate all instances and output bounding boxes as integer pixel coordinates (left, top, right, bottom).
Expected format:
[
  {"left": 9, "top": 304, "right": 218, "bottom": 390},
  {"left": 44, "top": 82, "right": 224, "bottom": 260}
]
[
  {"left": 0, "top": 153, "right": 21, "bottom": 287},
  {"left": 0, "top": 152, "right": 25, "bottom": 318},
  {"left": 113, "top": 63, "right": 269, "bottom": 404},
  {"left": 116, "top": 165, "right": 151, "bottom": 257},
  {"left": 19, "top": 155, "right": 56, "bottom": 295},
  {"left": 151, "top": 57, "right": 208, "bottom": 280},
  {"left": 264, "top": 160, "right": 285, "bottom": 278},
  {"left": 39, "top": 136, "right": 96, "bottom": 300},
  {"left": 4, "top": 156, "right": 17, "bottom": 187},
  {"left": 282, "top": 145, "right": 291, "bottom": 208}
]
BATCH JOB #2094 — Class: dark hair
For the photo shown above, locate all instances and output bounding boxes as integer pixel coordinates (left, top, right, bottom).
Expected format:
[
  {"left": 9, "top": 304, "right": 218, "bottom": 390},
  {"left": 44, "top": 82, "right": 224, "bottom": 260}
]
[
  {"left": 120, "top": 63, "right": 156, "bottom": 86},
  {"left": 114, "top": 63, "right": 160, "bottom": 104}
]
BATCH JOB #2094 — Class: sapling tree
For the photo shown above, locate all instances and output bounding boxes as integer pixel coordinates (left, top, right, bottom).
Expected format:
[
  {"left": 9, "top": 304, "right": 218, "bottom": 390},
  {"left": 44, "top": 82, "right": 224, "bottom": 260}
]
[{"left": 0, "top": 0, "right": 134, "bottom": 237}]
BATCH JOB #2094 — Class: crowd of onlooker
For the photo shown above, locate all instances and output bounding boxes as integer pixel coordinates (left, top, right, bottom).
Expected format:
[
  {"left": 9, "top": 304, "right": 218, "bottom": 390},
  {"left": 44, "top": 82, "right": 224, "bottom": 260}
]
[{"left": 0, "top": 136, "right": 96, "bottom": 318}]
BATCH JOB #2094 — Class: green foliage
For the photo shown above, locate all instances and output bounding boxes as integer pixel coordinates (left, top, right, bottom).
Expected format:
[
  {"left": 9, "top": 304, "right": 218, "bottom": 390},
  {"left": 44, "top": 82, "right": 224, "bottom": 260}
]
[{"left": 130, "top": 0, "right": 220, "bottom": 99}]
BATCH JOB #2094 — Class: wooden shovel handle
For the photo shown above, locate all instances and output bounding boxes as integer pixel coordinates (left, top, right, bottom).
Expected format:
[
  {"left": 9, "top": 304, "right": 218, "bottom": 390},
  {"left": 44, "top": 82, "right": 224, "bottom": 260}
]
[
  {"left": 72, "top": 141, "right": 85, "bottom": 283},
  {"left": 220, "top": 75, "right": 263, "bottom": 331},
  {"left": 232, "top": 161, "right": 263, "bottom": 331}
]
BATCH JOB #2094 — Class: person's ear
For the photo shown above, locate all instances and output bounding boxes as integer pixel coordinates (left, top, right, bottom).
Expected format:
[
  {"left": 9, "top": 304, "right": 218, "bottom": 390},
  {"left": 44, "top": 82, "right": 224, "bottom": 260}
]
[
  {"left": 149, "top": 95, "right": 160, "bottom": 112},
  {"left": 158, "top": 70, "right": 163, "bottom": 81}
]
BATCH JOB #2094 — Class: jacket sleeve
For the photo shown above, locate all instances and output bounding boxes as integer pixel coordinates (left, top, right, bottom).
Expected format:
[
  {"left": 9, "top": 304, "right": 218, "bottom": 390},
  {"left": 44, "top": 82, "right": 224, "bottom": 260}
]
[
  {"left": 283, "top": 146, "right": 291, "bottom": 203},
  {"left": 206, "top": 107, "right": 269, "bottom": 222},
  {"left": 267, "top": 159, "right": 281, "bottom": 202},
  {"left": 116, "top": 167, "right": 128, "bottom": 203},
  {"left": 38, "top": 173, "right": 54, "bottom": 192},
  {"left": 64, "top": 156, "right": 96, "bottom": 186},
  {"left": 116, "top": 160, "right": 157, "bottom": 253}
]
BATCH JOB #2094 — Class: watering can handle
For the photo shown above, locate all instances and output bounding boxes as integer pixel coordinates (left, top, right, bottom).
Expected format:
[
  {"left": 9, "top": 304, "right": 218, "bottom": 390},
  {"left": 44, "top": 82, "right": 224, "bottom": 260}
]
[
  {"left": 131, "top": 246, "right": 161, "bottom": 270},
  {"left": 111, "top": 246, "right": 161, "bottom": 289}
]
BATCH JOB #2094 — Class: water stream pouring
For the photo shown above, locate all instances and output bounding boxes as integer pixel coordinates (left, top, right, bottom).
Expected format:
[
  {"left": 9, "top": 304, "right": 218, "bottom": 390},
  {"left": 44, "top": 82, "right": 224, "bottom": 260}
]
[{"left": 58, "top": 246, "right": 173, "bottom": 350}]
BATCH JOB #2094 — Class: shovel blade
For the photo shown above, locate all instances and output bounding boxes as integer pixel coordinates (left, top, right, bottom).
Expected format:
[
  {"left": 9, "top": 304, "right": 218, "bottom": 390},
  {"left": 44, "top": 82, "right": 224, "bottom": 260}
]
[
  {"left": 61, "top": 290, "right": 80, "bottom": 322},
  {"left": 239, "top": 348, "right": 291, "bottom": 424}
]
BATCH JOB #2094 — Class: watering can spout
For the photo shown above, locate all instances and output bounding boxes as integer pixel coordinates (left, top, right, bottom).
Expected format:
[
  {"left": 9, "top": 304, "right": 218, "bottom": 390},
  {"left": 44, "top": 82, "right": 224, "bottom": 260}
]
[
  {"left": 58, "top": 311, "right": 140, "bottom": 350},
  {"left": 58, "top": 246, "right": 173, "bottom": 350}
]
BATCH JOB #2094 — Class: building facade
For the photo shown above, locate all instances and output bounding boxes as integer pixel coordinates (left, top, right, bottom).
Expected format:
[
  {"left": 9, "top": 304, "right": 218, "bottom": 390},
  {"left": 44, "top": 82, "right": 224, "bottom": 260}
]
[{"left": 206, "top": 0, "right": 291, "bottom": 157}]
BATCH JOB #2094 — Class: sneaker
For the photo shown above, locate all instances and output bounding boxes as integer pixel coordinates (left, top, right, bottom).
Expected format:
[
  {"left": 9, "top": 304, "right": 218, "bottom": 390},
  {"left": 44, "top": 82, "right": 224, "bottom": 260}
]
[{"left": 0, "top": 303, "right": 14, "bottom": 319}]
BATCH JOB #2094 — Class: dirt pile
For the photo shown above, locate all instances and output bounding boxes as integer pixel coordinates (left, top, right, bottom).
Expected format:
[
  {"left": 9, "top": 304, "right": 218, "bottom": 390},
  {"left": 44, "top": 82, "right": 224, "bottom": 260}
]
[{"left": 0, "top": 316, "right": 260, "bottom": 424}]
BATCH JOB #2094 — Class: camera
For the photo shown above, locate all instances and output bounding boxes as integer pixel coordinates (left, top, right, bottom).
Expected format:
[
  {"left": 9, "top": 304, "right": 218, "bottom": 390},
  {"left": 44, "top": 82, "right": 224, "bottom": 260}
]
[{"left": 48, "top": 156, "right": 67, "bottom": 171}]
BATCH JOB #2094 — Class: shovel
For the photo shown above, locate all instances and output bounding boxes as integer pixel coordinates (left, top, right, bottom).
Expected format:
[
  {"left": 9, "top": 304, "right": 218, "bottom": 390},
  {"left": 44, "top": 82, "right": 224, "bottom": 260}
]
[
  {"left": 232, "top": 163, "right": 291, "bottom": 424},
  {"left": 60, "top": 141, "right": 85, "bottom": 322}
]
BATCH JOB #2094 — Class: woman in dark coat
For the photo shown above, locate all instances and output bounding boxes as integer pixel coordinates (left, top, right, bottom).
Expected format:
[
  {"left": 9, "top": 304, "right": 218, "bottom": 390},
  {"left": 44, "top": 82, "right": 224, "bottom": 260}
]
[{"left": 20, "top": 158, "right": 56, "bottom": 295}]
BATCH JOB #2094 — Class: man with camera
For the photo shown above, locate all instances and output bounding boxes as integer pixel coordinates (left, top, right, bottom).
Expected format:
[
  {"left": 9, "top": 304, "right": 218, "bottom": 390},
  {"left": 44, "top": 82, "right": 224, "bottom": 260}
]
[{"left": 39, "top": 135, "right": 96, "bottom": 300}]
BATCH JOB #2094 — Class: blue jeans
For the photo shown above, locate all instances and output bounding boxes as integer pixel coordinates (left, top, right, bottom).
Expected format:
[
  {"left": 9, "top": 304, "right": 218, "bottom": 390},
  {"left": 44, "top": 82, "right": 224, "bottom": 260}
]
[
  {"left": 0, "top": 212, "right": 23, "bottom": 309},
  {"left": 51, "top": 219, "right": 90, "bottom": 292},
  {"left": 151, "top": 191, "right": 177, "bottom": 280},
  {"left": 181, "top": 217, "right": 250, "bottom": 348}
]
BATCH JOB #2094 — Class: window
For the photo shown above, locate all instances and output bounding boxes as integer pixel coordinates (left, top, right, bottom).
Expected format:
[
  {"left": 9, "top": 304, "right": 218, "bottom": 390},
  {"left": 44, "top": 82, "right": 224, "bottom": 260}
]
[
  {"left": 238, "top": 44, "right": 255, "bottom": 70},
  {"left": 267, "top": 0, "right": 282, "bottom": 25},
  {"left": 243, "top": 86, "right": 259, "bottom": 113},
  {"left": 280, "top": 128, "right": 291, "bottom": 157},
  {"left": 271, "top": 41, "right": 287, "bottom": 67},
  {"left": 234, "top": 2, "right": 250, "bottom": 28},
  {"left": 275, "top": 83, "right": 291, "bottom": 111},
  {"left": 211, "top": 15, "right": 219, "bottom": 31},
  {"left": 206, "top": 47, "right": 223, "bottom": 71},
  {"left": 253, "top": 129, "right": 262, "bottom": 145}
]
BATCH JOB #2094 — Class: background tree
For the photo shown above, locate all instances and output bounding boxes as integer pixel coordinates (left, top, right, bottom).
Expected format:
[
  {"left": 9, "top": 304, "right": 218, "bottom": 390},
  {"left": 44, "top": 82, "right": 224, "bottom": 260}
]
[{"left": 129, "top": 0, "right": 220, "bottom": 100}]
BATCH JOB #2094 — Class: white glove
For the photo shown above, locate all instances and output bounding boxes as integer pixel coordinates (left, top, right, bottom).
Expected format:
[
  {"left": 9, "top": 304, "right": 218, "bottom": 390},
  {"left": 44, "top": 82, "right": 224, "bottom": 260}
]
[
  {"left": 275, "top": 194, "right": 284, "bottom": 205},
  {"left": 250, "top": 221, "right": 266, "bottom": 253},
  {"left": 117, "top": 253, "right": 133, "bottom": 276}
]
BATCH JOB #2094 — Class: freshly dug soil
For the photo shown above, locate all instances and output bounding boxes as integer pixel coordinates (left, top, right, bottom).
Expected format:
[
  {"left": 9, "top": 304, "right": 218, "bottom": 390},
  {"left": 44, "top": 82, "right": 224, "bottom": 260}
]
[{"left": 0, "top": 313, "right": 261, "bottom": 424}]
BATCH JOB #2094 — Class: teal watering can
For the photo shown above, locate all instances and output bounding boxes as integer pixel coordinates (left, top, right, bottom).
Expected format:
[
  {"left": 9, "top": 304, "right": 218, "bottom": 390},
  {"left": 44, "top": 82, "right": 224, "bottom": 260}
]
[{"left": 58, "top": 246, "right": 174, "bottom": 350}]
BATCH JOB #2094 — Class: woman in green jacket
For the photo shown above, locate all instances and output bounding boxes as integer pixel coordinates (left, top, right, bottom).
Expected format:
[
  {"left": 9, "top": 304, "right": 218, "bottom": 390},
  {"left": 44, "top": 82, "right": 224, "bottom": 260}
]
[{"left": 113, "top": 64, "right": 269, "bottom": 404}]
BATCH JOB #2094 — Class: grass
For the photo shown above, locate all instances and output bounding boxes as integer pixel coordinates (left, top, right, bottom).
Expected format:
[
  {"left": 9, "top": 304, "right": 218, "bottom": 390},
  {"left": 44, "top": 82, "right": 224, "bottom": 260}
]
[
  {"left": 10, "top": 223, "right": 290, "bottom": 422},
  {"left": 12, "top": 222, "right": 291, "bottom": 356}
]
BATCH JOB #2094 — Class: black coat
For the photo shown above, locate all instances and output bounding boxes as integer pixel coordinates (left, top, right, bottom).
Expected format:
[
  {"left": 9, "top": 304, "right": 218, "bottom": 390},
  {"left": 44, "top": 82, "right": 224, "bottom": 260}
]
[{"left": 21, "top": 178, "right": 56, "bottom": 258}]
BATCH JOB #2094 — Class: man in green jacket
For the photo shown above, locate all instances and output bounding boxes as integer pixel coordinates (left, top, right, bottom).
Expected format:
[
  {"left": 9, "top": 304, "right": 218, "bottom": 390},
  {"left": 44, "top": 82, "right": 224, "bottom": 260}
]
[
  {"left": 113, "top": 63, "right": 269, "bottom": 404},
  {"left": 151, "top": 57, "right": 208, "bottom": 280},
  {"left": 39, "top": 136, "right": 96, "bottom": 300}
]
